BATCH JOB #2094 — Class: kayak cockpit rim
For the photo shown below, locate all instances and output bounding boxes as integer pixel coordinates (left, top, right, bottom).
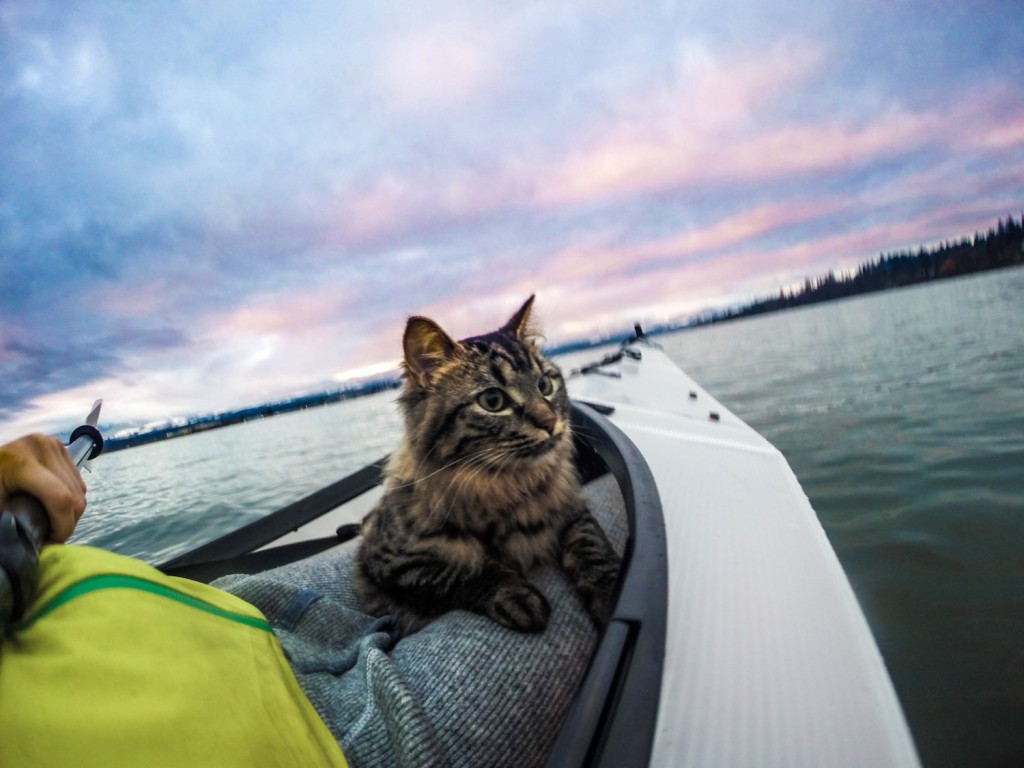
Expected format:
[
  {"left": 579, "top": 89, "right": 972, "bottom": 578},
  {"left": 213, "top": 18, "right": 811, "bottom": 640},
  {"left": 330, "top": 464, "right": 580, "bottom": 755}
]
[{"left": 157, "top": 401, "right": 669, "bottom": 768}]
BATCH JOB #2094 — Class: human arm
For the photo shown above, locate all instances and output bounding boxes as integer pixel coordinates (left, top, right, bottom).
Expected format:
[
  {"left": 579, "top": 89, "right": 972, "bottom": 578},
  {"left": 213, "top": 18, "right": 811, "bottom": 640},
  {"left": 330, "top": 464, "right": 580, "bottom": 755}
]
[{"left": 0, "top": 434, "right": 87, "bottom": 543}]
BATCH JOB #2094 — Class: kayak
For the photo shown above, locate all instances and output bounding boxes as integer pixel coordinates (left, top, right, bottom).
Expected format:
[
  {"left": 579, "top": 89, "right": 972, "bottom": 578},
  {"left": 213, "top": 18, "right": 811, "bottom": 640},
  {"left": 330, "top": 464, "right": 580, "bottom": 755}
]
[{"left": 159, "top": 333, "right": 921, "bottom": 767}]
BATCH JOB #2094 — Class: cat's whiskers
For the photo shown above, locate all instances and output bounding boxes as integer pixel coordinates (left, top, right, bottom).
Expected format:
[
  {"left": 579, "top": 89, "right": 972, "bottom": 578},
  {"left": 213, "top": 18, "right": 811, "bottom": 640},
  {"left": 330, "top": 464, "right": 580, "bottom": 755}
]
[
  {"left": 404, "top": 445, "right": 505, "bottom": 522},
  {"left": 387, "top": 445, "right": 496, "bottom": 491},
  {"left": 433, "top": 447, "right": 510, "bottom": 526},
  {"left": 404, "top": 429, "right": 457, "bottom": 487},
  {"left": 447, "top": 446, "right": 521, "bottom": 520}
]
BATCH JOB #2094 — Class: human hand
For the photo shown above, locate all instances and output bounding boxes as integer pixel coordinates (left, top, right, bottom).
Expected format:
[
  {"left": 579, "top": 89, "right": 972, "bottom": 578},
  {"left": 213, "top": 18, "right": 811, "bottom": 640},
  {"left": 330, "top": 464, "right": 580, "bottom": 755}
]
[{"left": 0, "top": 434, "right": 87, "bottom": 543}]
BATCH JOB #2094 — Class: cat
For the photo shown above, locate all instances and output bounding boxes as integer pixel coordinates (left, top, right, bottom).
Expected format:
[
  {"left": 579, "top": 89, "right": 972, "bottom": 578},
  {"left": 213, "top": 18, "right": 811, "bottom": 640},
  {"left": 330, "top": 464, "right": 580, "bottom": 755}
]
[{"left": 355, "top": 295, "right": 620, "bottom": 634}]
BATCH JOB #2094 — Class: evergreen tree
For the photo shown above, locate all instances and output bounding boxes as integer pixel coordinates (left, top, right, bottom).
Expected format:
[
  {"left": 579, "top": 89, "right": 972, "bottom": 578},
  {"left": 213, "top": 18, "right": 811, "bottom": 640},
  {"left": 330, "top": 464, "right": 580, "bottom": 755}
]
[{"left": 691, "top": 214, "right": 1024, "bottom": 327}]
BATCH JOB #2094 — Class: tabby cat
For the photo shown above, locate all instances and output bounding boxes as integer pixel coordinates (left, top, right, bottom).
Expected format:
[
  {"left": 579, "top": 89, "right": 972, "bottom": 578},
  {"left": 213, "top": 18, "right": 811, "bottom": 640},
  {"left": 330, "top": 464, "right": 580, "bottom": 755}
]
[{"left": 356, "top": 295, "right": 620, "bottom": 634}]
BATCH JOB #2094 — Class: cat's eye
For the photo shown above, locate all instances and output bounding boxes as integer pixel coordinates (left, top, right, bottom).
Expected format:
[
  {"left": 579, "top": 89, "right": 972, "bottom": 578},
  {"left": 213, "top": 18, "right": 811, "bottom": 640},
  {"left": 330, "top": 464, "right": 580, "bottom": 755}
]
[
  {"left": 477, "top": 388, "right": 508, "bottom": 412},
  {"left": 538, "top": 374, "right": 556, "bottom": 397}
]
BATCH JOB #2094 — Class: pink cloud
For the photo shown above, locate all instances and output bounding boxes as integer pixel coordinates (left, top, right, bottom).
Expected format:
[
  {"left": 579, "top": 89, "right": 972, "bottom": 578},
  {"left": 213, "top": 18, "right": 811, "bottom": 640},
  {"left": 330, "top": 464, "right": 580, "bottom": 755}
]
[
  {"left": 529, "top": 55, "right": 1022, "bottom": 214},
  {"left": 323, "top": 165, "right": 525, "bottom": 250},
  {"left": 399, "top": 197, "right": 851, "bottom": 344},
  {"left": 537, "top": 103, "right": 940, "bottom": 208},
  {"left": 204, "top": 282, "right": 352, "bottom": 339},
  {"left": 374, "top": 19, "right": 504, "bottom": 114},
  {"left": 315, "top": 42, "right": 1023, "bottom": 264},
  {"left": 730, "top": 109, "right": 940, "bottom": 176},
  {"left": 632, "top": 198, "right": 850, "bottom": 263},
  {"left": 531, "top": 42, "right": 834, "bottom": 206},
  {"left": 318, "top": 42, "right": 838, "bottom": 248},
  {"left": 969, "top": 115, "right": 1024, "bottom": 151},
  {"left": 328, "top": 176, "right": 422, "bottom": 246},
  {"left": 510, "top": 196, "right": 848, "bottom": 302}
]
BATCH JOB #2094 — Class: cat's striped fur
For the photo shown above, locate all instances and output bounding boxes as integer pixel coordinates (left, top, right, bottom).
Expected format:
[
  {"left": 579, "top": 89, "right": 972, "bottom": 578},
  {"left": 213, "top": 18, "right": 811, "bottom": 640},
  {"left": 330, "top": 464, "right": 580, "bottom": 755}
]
[{"left": 356, "top": 296, "right": 620, "bottom": 634}]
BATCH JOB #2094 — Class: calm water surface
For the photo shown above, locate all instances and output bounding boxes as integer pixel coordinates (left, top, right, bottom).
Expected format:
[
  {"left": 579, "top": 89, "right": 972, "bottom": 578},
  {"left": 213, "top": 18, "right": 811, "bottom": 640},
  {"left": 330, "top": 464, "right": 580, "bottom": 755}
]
[
  {"left": 660, "top": 269, "right": 1024, "bottom": 768},
  {"left": 75, "top": 393, "right": 403, "bottom": 563},
  {"left": 74, "top": 268, "right": 1024, "bottom": 768}
]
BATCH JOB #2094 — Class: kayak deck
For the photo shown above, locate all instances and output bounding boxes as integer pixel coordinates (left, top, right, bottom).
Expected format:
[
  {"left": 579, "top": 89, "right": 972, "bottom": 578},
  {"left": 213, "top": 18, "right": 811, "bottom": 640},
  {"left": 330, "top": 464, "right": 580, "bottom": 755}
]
[{"left": 566, "top": 342, "right": 920, "bottom": 767}]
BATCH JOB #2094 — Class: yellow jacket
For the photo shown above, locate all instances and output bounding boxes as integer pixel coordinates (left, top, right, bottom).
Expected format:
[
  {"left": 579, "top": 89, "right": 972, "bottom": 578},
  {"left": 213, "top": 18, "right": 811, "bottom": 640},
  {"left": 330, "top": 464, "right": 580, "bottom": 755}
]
[{"left": 0, "top": 545, "right": 348, "bottom": 767}]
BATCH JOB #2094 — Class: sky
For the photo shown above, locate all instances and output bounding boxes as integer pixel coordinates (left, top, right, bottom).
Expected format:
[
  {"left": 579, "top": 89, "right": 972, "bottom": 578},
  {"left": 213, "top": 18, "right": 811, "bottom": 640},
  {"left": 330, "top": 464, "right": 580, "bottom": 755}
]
[{"left": 2, "top": 0, "right": 1023, "bottom": 438}]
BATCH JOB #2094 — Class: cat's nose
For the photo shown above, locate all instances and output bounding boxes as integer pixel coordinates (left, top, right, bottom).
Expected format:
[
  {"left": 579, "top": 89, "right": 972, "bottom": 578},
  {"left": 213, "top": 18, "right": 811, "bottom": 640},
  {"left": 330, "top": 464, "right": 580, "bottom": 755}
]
[{"left": 528, "top": 404, "right": 558, "bottom": 435}]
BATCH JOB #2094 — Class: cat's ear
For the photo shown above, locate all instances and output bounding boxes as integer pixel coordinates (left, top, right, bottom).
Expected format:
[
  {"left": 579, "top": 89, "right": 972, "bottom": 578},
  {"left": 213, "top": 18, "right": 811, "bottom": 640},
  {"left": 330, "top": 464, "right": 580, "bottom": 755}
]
[
  {"left": 404, "top": 316, "right": 459, "bottom": 386},
  {"left": 501, "top": 294, "right": 536, "bottom": 338}
]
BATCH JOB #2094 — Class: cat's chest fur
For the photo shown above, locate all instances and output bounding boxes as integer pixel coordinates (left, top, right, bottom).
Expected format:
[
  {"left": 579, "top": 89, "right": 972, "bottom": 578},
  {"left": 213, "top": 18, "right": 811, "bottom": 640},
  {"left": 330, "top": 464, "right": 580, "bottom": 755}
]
[{"left": 378, "top": 442, "right": 580, "bottom": 573}]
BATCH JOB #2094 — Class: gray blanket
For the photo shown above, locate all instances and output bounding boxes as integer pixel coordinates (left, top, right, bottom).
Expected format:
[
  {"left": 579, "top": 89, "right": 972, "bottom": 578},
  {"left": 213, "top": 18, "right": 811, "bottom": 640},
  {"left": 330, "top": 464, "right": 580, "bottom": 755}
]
[{"left": 213, "top": 474, "right": 626, "bottom": 768}]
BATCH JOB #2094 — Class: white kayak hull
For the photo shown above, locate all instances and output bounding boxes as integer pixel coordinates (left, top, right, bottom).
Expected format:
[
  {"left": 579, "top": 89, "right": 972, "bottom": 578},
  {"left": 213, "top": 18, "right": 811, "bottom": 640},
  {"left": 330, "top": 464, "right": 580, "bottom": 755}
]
[{"left": 566, "top": 343, "right": 920, "bottom": 768}]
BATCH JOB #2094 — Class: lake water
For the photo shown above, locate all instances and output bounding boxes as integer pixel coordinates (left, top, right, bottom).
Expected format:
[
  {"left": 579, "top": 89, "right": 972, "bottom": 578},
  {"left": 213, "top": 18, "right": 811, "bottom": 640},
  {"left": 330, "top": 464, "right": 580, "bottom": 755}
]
[{"left": 73, "top": 268, "right": 1024, "bottom": 768}]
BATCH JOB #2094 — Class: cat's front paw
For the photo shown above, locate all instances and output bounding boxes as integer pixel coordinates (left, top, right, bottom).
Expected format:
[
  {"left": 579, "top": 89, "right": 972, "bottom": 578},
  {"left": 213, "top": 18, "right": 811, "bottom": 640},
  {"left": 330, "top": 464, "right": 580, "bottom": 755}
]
[
  {"left": 577, "top": 581, "right": 614, "bottom": 628},
  {"left": 481, "top": 580, "right": 551, "bottom": 633}
]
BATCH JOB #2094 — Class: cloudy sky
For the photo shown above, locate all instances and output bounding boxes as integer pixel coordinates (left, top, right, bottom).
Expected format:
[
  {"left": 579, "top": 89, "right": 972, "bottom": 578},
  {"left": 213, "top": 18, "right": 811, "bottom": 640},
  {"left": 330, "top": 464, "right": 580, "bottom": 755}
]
[{"left": 2, "top": 0, "right": 1022, "bottom": 437}]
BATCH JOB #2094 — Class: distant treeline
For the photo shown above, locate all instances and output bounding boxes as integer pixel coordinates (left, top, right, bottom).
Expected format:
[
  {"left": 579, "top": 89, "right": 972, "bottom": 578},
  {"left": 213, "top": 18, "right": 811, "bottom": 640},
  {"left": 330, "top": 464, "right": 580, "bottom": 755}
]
[{"left": 691, "top": 214, "right": 1024, "bottom": 326}]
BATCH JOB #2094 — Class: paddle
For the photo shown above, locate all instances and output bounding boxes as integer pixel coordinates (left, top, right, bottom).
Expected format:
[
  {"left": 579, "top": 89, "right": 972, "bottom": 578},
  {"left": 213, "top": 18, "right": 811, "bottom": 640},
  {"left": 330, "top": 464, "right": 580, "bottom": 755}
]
[{"left": 0, "top": 401, "right": 104, "bottom": 632}]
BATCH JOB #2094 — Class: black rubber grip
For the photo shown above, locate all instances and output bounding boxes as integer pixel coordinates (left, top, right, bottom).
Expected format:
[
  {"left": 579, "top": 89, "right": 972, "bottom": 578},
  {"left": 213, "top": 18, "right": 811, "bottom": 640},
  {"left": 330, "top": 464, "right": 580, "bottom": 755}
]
[
  {"left": 70, "top": 424, "right": 104, "bottom": 459},
  {"left": 0, "top": 496, "right": 48, "bottom": 625}
]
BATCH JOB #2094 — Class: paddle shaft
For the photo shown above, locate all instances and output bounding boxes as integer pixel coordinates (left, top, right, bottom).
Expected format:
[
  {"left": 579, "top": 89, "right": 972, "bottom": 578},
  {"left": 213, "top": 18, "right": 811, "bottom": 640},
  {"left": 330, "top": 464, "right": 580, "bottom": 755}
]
[{"left": 0, "top": 423, "right": 103, "bottom": 630}]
